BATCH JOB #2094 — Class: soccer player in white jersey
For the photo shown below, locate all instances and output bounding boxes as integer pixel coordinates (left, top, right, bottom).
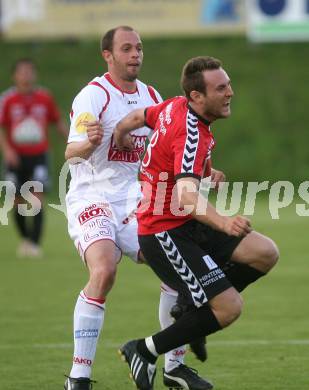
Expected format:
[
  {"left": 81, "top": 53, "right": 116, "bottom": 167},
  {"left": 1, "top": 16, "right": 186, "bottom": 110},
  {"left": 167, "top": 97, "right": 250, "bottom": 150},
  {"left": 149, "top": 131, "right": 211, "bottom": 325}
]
[{"left": 64, "top": 26, "right": 212, "bottom": 390}]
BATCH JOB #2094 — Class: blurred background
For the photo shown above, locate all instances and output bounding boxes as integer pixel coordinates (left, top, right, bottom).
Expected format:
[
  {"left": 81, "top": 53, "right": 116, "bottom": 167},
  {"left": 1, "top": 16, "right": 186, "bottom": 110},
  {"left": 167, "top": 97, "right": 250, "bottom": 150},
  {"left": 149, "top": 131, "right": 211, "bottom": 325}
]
[
  {"left": 1, "top": 0, "right": 309, "bottom": 188},
  {"left": 0, "top": 0, "right": 309, "bottom": 186},
  {"left": 0, "top": 1, "right": 308, "bottom": 389}
]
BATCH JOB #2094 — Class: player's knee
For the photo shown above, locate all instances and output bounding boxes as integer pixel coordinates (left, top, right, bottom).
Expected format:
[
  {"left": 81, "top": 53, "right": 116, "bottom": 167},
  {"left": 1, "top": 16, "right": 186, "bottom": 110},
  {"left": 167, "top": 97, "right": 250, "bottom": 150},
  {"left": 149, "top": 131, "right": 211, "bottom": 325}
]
[
  {"left": 214, "top": 291, "right": 243, "bottom": 328},
  {"left": 137, "top": 251, "right": 147, "bottom": 264},
  {"left": 223, "top": 293, "right": 243, "bottom": 326},
  {"left": 267, "top": 239, "right": 279, "bottom": 269},
  {"left": 90, "top": 262, "right": 117, "bottom": 289},
  {"left": 260, "top": 238, "right": 279, "bottom": 272}
]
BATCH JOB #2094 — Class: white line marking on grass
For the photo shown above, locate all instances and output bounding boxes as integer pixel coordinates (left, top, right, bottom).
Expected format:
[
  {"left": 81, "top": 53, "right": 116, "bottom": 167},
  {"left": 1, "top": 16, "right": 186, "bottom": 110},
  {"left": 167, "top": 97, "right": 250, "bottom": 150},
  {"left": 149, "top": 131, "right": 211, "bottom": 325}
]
[{"left": 0, "top": 339, "right": 309, "bottom": 350}]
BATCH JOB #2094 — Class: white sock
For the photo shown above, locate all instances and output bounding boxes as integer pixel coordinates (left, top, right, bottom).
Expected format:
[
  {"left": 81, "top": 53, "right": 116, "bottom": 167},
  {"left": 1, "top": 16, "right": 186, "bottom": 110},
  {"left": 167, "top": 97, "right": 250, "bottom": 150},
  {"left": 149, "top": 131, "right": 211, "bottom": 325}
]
[
  {"left": 159, "top": 284, "right": 186, "bottom": 372},
  {"left": 70, "top": 290, "right": 105, "bottom": 378}
]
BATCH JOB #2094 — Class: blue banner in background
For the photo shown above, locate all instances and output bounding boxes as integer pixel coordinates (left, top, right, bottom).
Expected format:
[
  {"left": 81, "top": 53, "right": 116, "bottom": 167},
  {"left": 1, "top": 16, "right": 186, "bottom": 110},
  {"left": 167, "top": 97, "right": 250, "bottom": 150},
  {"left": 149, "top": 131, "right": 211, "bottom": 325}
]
[{"left": 201, "top": 0, "right": 240, "bottom": 23}]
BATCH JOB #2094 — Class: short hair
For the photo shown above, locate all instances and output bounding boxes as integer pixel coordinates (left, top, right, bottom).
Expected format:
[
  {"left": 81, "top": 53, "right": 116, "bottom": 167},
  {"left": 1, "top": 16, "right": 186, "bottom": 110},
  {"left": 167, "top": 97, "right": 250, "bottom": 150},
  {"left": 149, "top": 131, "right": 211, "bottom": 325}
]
[
  {"left": 181, "top": 56, "right": 222, "bottom": 99},
  {"left": 12, "top": 58, "right": 36, "bottom": 73},
  {"left": 101, "top": 25, "right": 135, "bottom": 52}
]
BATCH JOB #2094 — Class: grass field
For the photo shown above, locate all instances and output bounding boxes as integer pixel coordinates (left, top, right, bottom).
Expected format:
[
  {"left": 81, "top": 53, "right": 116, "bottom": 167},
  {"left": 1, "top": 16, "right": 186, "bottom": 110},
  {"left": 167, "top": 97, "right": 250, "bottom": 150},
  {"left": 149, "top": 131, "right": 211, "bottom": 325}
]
[{"left": 0, "top": 198, "right": 308, "bottom": 390}]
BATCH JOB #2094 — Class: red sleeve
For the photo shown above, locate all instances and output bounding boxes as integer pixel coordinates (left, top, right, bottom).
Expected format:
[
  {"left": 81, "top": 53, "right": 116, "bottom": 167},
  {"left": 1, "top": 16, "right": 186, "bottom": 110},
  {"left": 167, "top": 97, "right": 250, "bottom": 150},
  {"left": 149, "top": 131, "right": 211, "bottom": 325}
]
[
  {"left": 46, "top": 93, "right": 60, "bottom": 123},
  {"left": 144, "top": 97, "right": 175, "bottom": 130},
  {"left": 173, "top": 124, "right": 211, "bottom": 182}
]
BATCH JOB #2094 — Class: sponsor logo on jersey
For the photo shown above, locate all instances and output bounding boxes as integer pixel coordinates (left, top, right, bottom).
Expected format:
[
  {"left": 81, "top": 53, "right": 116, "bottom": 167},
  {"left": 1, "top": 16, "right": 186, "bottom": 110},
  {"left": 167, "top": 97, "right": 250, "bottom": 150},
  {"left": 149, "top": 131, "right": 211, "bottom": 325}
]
[
  {"left": 12, "top": 118, "right": 44, "bottom": 144},
  {"left": 73, "top": 356, "right": 92, "bottom": 366},
  {"left": 108, "top": 134, "right": 146, "bottom": 163},
  {"left": 75, "top": 329, "right": 99, "bottom": 338},
  {"left": 202, "top": 255, "right": 217, "bottom": 270},
  {"left": 165, "top": 102, "right": 173, "bottom": 124},
  {"left": 158, "top": 102, "right": 173, "bottom": 135},
  {"left": 127, "top": 100, "right": 138, "bottom": 105},
  {"left": 140, "top": 165, "right": 153, "bottom": 181},
  {"left": 78, "top": 203, "right": 112, "bottom": 225},
  {"left": 75, "top": 112, "right": 96, "bottom": 134}
]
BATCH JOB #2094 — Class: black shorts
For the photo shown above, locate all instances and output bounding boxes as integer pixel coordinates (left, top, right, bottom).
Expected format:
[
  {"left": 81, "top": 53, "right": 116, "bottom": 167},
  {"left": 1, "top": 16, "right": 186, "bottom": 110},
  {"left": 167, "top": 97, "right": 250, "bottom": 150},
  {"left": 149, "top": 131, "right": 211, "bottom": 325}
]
[
  {"left": 138, "top": 220, "right": 243, "bottom": 308},
  {"left": 4, "top": 153, "right": 50, "bottom": 193}
]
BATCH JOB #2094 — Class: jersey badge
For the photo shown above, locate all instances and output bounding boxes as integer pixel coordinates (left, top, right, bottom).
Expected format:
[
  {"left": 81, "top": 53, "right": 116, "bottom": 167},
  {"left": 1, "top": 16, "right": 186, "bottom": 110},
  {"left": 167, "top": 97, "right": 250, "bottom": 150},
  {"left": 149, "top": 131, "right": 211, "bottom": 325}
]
[{"left": 75, "top": 112, "right": 96, "bottom": 134}]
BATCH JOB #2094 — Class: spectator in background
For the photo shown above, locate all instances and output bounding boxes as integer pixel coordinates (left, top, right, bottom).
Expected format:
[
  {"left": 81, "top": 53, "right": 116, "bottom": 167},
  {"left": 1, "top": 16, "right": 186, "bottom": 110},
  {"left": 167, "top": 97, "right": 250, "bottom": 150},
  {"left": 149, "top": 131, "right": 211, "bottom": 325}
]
[{"left": 0, "top": 58, "right": 68, "bottom": 257}]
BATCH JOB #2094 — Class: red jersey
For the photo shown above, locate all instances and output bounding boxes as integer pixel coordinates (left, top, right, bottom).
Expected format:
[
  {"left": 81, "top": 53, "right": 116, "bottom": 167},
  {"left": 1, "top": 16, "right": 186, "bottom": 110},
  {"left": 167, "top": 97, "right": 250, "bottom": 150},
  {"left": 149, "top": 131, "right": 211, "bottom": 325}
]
[
  {"left": 0, "top": 87, "right": 60, "bottom": 155},
  {"left": 137, "top": 96, "right": 215, "bottom": 235}
]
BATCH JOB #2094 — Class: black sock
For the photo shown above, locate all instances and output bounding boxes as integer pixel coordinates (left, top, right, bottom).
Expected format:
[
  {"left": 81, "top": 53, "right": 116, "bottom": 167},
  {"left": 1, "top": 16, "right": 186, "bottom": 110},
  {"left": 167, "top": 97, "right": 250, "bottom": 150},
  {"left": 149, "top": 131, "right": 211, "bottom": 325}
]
[
  {"left": 137, "top": 340, "right": 157, "bottom": 364},
  {"left": 13, "top": 208, "right": 29, "bottom": 239},
  {"left": 30, "top": 209, "right": 44, "bottom": 244},
  {"left": 152, "top": 304, "right": 221, "bottom": 355},
  {"left": 223, "top": 262, "right": 266, "bottom": 292}
]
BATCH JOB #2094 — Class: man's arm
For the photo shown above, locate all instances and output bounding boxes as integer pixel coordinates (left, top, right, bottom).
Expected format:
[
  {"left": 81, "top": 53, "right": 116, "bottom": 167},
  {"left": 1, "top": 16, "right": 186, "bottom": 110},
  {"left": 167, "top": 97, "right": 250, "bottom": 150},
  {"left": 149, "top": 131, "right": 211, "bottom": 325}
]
[
  {"left": 65, "top": 120, "right": 103, "bottom": 161},
  {"left": 211, "top": 167, "right": 226, "bottom": 189},
  {"left": 176, "top": 177, "right": 251, "bottom": 237},
  {"left": 114, "top": 108, "right": 146, "bottom": 151},
  {"left": 55, "top": 118, "right": 69, "bottom": 139},
  {"left": 0, "top": 128, "right": 19, "bottom": 167}
]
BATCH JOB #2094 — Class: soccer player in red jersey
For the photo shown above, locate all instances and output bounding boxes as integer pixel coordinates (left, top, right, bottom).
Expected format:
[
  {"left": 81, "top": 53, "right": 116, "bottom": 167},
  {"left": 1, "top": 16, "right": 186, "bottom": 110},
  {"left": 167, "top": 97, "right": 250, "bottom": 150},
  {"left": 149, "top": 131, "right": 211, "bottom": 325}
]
[
  {"left": 114, "top": 56, "right": 279, "bottom": 390},
  {"left": 0, "top": 59, "right": 68, "bottom": 257}
]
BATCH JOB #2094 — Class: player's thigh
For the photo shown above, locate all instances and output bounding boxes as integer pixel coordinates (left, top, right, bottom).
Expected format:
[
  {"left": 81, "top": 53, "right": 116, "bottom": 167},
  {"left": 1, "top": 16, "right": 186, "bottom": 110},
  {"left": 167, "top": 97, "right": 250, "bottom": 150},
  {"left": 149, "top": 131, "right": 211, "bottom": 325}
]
[
  {"left": 231, "top": 230, "right": 278, "bottom": 266},
  {"left": 85, "top": 239, "right": 119, "bottom": 275},
  {"left": 194, "top": 221, "right": 243, "bottom": 267},
  {"left": 139, "top": 226, "right": 232, "bottom": 308},
  {"left": 117, "top": 217, "right": 141, "bottom": 263}
]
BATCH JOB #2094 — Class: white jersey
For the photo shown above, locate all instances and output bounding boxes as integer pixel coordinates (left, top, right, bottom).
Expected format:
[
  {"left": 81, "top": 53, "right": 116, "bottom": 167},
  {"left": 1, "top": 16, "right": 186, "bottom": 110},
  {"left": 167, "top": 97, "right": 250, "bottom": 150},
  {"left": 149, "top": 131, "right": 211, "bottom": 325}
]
[{"left": 67, "top": 72, "right": 162, "bottom": 204}]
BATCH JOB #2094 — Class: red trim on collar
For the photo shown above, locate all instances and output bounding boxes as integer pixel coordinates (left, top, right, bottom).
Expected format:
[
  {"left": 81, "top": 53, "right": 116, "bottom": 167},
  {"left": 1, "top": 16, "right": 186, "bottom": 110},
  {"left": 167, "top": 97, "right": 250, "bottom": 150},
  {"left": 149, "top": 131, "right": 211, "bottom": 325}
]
[{"left": 104, "top": 73, "right": 139, "bottom": 95}]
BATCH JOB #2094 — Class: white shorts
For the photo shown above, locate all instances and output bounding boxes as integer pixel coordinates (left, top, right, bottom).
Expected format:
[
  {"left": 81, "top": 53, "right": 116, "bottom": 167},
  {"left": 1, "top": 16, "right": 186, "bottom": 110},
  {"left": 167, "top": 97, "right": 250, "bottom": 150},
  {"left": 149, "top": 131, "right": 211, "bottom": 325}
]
[
  {"left": 66, "top": 194, "right": 140, "bottom": 263},
  {"left": 161, "top": 282, "right": 178, "bottom": 297}
]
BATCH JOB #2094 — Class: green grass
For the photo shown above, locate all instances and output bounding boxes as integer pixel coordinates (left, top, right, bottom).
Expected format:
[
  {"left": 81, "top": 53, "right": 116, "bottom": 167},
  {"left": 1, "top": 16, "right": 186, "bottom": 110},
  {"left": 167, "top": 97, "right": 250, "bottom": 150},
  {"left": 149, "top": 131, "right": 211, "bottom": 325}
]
[{"left": 0, "top": 198, "right": 308, "bottom": 389}]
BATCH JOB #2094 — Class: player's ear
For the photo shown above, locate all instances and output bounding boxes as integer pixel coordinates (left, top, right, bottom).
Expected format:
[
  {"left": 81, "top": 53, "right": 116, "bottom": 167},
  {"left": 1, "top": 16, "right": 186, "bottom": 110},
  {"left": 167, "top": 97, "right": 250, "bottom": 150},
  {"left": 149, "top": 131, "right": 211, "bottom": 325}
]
[
  {"left": 190, "top": 90, "right": 204, "bottom": 104},
  {"left": 102, "top": 50, "right": 112, "bottom": 63}
]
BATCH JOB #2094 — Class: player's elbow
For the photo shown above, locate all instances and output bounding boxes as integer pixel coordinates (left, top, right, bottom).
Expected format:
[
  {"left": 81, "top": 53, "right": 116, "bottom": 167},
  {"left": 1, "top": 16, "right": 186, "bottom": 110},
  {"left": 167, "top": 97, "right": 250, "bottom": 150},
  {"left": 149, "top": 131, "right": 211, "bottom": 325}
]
[
  {"left": 177, "top": 192, "right": 197, "bottom": 217},
  {"left": 133, "top": 108, "right": 146, "bottom": 128},
  {"left": 65, "top": 144, "right": 79, "bottom": 163},
  {"left": 64, "top": 145, "right": 72, "bottom": 161},
  {"left": 176, "top": 180, "right": 199, "bottom": 215}
]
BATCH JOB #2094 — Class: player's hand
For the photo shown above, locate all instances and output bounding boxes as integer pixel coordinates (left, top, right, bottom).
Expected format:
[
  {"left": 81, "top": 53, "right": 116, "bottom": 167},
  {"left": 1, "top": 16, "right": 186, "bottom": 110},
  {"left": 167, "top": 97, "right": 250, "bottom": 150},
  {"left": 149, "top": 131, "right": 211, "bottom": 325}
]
[
  {"left": 211, "top": 168, "right": 226, "bottom": 191},
  {"left": 86, "top": 121, "right": 103, "bottom": 146},
  {"left": 114, "top": 130, "right": 134, "bottom": 151},
  {"left": 4, "top": 147, "right": 19, "bottom": 167},
  {"left": 222, "top": 215, "right": 252, "bottom": 237}
]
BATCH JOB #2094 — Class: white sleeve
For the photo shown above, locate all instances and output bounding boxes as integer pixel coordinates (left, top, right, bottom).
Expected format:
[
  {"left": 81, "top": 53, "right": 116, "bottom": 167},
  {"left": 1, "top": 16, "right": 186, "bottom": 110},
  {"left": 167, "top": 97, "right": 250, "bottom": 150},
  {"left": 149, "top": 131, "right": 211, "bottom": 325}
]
[{"left": 68, "top": 85, "right": 108, "bottom": 143}]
